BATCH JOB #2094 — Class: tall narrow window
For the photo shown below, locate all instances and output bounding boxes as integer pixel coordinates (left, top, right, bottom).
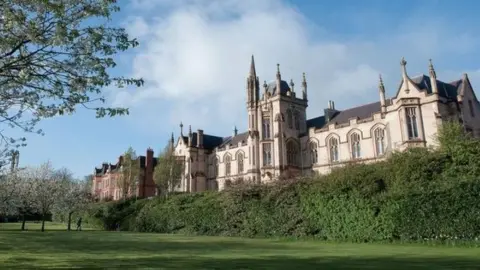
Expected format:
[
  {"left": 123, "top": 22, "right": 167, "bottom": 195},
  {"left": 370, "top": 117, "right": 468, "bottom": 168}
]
[
  {"left": 262, "top": 118, "right": 271, "bottom": 139},
  {"left": 310, "top": 142, "right": 318, "bottom": 164},
  {"left": 286, "top": 141, "right": 299, "bottom": 166},
  {"left": 214, "top": 157, "right": 219, "bottom": 177},
  {"left": 468, "top": 100, "right": 475, "bottom": 118},
  {"left": 287, "top": 109, "right": 293, "bottom": 129},
  {"left": 294, "top": 111, "right": 300, "bottom": 130},
  {"left": 237, "top": 153, "right": 244, "bottom": 174},
  {"left": 350, "top": 133, "right": 361, "bottom": 159},
  {"left": 329, "top": 137, "right": 339, "bottom": 162},
  {"left": 405, "top": 107, "right": 419, "bottom": 139},
  {"left": 263, "top": 143, "right": 272, "bottom": 166},
  {"left": 374, "top": 128, "right": 386, "bottom": 156},
  {"left": 225, "top": 155, "right": 231, "bottom": 175},
  {"left": 252, "top": 146, "right": 255, "bottom": 165}
]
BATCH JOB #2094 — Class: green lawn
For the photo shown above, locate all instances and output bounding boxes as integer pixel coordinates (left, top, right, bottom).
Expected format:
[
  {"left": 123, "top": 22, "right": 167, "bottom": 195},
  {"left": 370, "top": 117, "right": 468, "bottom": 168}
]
[{"left": 0, "top": 223, "right": 479, "bottom": 269}]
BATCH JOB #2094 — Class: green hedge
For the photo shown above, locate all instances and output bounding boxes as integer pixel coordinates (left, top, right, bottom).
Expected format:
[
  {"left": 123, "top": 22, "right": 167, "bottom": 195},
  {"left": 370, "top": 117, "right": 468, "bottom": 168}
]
[{"left": 82, "top": 122, "right": 480, "bottom": 242}]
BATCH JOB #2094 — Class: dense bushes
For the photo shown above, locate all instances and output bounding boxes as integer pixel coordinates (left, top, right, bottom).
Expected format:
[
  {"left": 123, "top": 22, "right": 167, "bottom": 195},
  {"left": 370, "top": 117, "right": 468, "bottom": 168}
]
[{"left": 83, "top": 122, "right": 480, "bottom": 242}]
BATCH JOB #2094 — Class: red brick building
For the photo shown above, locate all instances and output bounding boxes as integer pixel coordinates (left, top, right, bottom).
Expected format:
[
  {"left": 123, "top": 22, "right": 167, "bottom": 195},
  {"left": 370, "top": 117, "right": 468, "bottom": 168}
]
[{"left": 92, "top": 148, "right": 157, "bottom": 201}]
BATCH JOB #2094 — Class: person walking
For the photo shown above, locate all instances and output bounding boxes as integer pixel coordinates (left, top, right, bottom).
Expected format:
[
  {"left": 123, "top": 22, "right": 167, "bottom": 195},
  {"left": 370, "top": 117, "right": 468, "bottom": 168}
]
[{"left": 76, "top": 217, "right": 82, "bottom": 231}]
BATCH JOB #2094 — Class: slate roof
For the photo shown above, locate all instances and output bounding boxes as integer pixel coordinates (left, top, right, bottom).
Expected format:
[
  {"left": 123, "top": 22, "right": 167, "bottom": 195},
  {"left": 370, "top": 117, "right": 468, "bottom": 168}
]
[
  {"left": 182, "top": 132, "right": 225, "bottom": 149},
  {"left": 218, "top": 131, "right": 249, "bottom": 148},
  {"left": 410, "top": 75, "right": 461, "bottom": 100},
  {"left": 266, "top": 80, "right": 291, "bottom": 96}
]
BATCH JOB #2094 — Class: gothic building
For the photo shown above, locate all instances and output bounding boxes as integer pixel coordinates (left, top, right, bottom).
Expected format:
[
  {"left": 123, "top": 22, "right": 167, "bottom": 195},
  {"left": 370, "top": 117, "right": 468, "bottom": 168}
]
[{"left": 172, "top": 56, "right": 480, "bottom": 192}]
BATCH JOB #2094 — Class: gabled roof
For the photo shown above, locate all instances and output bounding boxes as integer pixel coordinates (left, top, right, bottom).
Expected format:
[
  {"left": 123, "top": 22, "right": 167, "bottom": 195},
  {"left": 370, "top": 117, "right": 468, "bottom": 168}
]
[
  {"left": 410, "top": 74, "right": 461, "bottom": 99},
  {"left": 182, "top": 132, "right": 225, "bottom": 150},
  {"left": 218, "top": 131, "right": 249, "bottom": 148}
]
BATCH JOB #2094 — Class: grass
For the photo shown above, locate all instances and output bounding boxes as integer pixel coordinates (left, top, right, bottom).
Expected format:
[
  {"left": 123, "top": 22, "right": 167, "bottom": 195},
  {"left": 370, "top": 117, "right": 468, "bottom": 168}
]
[{"left": 0, "top": 223, "right": 479, "bottom": 269}]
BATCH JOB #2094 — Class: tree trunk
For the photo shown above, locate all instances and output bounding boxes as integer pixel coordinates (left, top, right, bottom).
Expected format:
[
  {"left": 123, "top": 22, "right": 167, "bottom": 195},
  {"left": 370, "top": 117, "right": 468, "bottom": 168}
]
[
  {"left": 67, "top": 212, "right": 73, "bottom": 231},
  {"left": 41, "top": 213, "right": 45, "bottom": 232},
  {"left": 21, "top": 214, "right": 26, "bottom": 231}
]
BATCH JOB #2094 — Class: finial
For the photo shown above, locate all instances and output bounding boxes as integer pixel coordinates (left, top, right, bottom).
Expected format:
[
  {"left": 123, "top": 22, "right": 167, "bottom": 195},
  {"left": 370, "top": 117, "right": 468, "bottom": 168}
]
[
  {"left": 400, "top": 57, "right": 407, "bottom": 66},
  {"left": 188, "top": 125, "right": 192, "bottom": 135},
  {"left": 180, "top": 121, "right": 183, "bottom": 135},
  {"left": 263, "top": 80, "right": 268, "bottom": 90},
  {"left": 302, "top": 72, "right": 306, "bottom": 81},
  {"left": 277, "top": 63, "right": 280, "bottom": 73},
  {"left": 289, "top": 79, "right": 294, "bottom": 88},
  {"left": 463, "top": 73, "right": 469, "bottom": 80},
  {"left": 276, "top": 63, "right": 281, "bottom": 80},
  {"left": 171, "top": 132, "right": 174, "bottom": 141},
  {"left": 428, "top": 59, "right": 436, "bottom": 78}
]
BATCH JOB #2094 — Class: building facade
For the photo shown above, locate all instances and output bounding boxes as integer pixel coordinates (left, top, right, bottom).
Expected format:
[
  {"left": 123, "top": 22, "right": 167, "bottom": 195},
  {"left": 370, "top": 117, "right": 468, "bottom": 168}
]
[
  {"left": 172, "top": 56, "right": 480, "bottom": 192},
  {"left": 92, "top": 148, "right": 157, "bottom": 200}
]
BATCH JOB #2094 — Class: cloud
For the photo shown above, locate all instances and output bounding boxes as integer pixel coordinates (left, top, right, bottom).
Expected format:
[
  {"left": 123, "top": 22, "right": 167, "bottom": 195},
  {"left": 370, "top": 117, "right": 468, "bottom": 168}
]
[{"left": 112, "top": 0, "right": 480, "bottom": 136}]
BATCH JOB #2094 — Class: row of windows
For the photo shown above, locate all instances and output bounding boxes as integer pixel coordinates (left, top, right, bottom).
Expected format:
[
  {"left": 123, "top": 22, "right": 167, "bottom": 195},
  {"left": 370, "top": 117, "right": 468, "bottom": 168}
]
[{"left": 210, "top": 153, "right": 244, "bottom": 177}]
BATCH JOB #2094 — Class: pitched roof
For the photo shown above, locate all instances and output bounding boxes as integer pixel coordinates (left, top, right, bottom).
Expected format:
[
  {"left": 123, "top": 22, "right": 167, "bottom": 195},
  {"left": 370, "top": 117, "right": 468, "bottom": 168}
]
[
  {"left": 266, "top": 80, "right": 291, "bottom": 96},
  {"left": 218, "top": 131, "right": 249, "bottom": 148},
  {"left": 410, "top": 74, "right": 461, "bottom": 99},
  {"left": 182, "top": 132, "right": 225, "bottom": 149}
]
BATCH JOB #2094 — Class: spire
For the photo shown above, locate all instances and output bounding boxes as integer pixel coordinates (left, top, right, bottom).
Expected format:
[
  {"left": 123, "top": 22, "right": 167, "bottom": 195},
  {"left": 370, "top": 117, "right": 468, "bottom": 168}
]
[
  {"left": 302, "top": 72, "right": 307, "bottom": 100},
  {"left": 249, "top": 55, "right": 256, "bottom": 77},
  {"left": 428, "top": 59, "right": 436, "bottom": 78},
  {"left": 233, "top": 125, "right": 238, "bottom": 136},
  {"left": 289, "top": 79, "right": 294, "bottom": 92},
  {"left": 188, "top": 125, "right": 192, "bottom": 136},
  {"left": 179, "top": 121, "right": 183, "bottom": 136},
  {"left": 428, "top": 59, "right": 438, "bottom": 95},
  {"left": 378, "top": 74, "right": 385, "bottom": 93},
  {"left": 170, "top": 132, "right": 174, "bottom": 145}
]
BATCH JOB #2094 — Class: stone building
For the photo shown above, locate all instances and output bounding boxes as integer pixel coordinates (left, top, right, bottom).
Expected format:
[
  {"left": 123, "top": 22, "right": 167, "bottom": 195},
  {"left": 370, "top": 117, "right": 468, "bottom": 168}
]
[
  {"left": 92, "top": 148, "right": 157, "bottom": 200},
  {"left": 173, "top": 56, "right": 480, "bottom": 192}
]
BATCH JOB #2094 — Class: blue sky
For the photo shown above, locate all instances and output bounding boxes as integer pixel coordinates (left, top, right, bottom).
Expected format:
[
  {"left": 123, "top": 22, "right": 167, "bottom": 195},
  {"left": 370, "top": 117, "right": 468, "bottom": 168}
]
[{"left": 13, "top": 0, "right": 480, "bottom": 178}]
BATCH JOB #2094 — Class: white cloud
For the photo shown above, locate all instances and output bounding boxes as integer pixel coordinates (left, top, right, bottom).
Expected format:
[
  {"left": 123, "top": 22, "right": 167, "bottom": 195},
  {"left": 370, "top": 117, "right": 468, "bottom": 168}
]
[{"left": 113, "top": 0, "right": 480, "bottom": 136}]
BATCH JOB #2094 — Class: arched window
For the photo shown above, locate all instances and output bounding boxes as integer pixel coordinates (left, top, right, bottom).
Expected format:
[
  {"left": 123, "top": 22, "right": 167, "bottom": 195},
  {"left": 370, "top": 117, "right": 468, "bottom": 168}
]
[
  {"left": 287, "top": 109, "right": 293, "bottom": 129},
  {"left": 262, "top": 118, "right": 271, "bottom": 139},
  {"left": 329, "top": 137, "right": 339, "bottom": 162},
  {"left": 237, "top": 153, "right": 244, "bottom": 174},
  {"left": 374, "top": 128, "right": 386, "bottom": 156},
  {"left": 263, "top": 143, "right": 272, "bottom": 166},
  {"left": 350, "top": 133, "right": 361, "bottom": 159},
  {"left": 294, "top": 111, "right": 300, "bottom": 130},
  {"left": 309, "top": 141, "right": 318, "bottom": 164},
  {"left": 286, "top": 141, "right": 299, "bottom": 166},
  {"left": 225, "top": 155, "right": 231, "bottom": 175},
  {"left": 405, "top": 107, "right": 419, "bottom": 139}
]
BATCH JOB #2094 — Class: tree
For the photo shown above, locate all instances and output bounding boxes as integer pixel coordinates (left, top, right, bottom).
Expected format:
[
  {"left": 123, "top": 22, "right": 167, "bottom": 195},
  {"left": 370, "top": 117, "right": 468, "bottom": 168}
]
[
  {"left": 153, "top": 143, "right": 183, "bottom": 198},
  {"left": 0, "top": 0, "right": 143, "bottom": 164},
  {"left": 13, "top": 169, "right": 37, "bottom": 230},
  {"left": 30, "top": 162, "right": 61, "bottom": 232},
  {"left": 54, "top": 173, "right": 92, "bottom": 231},
  {"left": 0, "top": 169, "right": 21, "bottom": 218},
  {"left": 118, "top": 147, "right": 139, "bottom": 199}
]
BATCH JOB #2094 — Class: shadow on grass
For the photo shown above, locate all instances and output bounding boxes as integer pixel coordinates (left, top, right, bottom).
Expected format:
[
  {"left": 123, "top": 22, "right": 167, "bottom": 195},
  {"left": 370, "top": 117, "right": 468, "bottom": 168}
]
[{"left": 3, "top": 255, "right": 479, "bottom": 270}]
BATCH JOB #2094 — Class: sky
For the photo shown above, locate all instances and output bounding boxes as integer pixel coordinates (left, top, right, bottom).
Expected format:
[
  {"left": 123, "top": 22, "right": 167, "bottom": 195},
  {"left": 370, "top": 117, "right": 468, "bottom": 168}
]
[{"left": 10, "top": 0, "right": 480, "bottom": 178}]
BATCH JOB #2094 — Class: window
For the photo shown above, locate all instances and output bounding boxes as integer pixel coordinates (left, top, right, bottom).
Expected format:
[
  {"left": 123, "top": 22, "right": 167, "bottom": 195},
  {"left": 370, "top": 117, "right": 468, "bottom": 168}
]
[
  {"left": 405, "top": 107, "right": 419, "bottom": 139},
  {"left": 374, "top": 128, "right": 386, "bottom": 156},
  {"left": 329, "top": 137, "right": 339, "bottom": 162},
  {"left": 262, "top": 143, "right": 272, "bottom": 166},
  {"left": 294, "top": 111, "right": 300, "bottom": 130},
  {"left": 286, "top": 141, "right": 299, "bottom": 166},
  {"left": 262, "top": 118, "right": 271, "bottom": 139},
  {"left": 237, "top": 153, "right": 244, "bottom": 174},
  {"left": 214, "top": 157, "right": 219, "bottom": 177},
  {"left": 309, "top": 142, "right": 318, "bottom": 164},
  {"left": 252, "top": 146, "right": 255, "bottom": 165},
  {"left": 350, "top": 133, "right": 361, "bottom": 159},
  {"left": 468, "top": 100, "right": 475, "bottom": 118},
  {"left": 287, "top": 109, "right": 293, "bottom": 129},
  {"left": 225, "top": 155, "right": 231, "bottom": 175}
]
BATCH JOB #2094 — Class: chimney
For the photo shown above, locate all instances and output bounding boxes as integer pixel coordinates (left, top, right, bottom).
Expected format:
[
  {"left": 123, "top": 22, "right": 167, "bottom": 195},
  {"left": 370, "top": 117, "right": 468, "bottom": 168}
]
[
  {"left": 143, "top": 148, "right": 155, "bottom": 198},
  {"left": 197, "top": 129, "right": 204, "bottom": 148},
  {"left": 324, "top": 100, "right": 338, "bottom": 122}
]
